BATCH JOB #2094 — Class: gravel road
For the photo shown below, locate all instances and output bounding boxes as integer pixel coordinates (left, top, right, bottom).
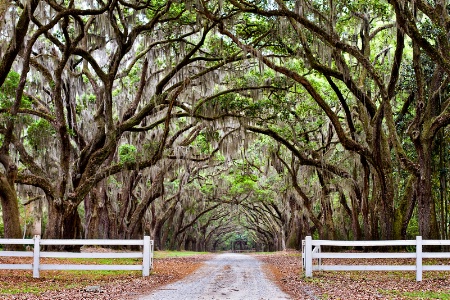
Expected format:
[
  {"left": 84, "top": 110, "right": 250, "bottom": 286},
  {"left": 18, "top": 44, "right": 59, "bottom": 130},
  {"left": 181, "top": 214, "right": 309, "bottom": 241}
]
[{"left": 139, "top": 253, "right": 291, "bottom": 300}]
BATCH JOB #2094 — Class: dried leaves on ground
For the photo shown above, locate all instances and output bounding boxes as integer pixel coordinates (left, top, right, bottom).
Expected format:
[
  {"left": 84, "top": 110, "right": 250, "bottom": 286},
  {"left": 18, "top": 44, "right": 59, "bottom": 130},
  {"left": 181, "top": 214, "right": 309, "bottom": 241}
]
[
  {"left": 0, "top": 254, "right": 211, "bottom": 300},
  {"left": 3, "top": 251, "right": 450, "bottom": 299},
  {"left": 256, "top": 250, "right": 450, "bottom": 300}
]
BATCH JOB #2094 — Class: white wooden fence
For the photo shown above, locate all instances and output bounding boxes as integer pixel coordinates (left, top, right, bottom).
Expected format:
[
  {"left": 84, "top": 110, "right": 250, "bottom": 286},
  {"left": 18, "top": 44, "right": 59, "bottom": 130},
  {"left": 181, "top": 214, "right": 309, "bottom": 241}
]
[
  {"left": 302, "top": 236, "right": 450, "bottom": 281},
  {"left": 0, "top": 235, "right": 154, "bottom": 278}
]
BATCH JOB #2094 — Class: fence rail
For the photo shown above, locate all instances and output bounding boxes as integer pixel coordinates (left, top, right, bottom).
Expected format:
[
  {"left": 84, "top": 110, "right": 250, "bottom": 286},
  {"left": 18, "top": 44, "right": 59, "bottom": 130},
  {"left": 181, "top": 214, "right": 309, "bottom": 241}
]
[
  {"left": 0, "top": 235, "right": 154, "bottom": 278},
  {"left": 302, "top": 236, "right": 450, "bottom": 281}
]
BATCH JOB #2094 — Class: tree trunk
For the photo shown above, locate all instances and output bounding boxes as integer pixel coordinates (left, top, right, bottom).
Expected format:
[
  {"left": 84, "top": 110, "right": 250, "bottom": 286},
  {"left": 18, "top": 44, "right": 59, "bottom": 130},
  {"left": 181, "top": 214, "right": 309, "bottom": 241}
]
[
  {"left": 44, "top": 196, "right": 63, "bottom": 240},
  {"left": 152, "top": 220, "right": 164, "bottom": 250},
  {"left": 0, "top": 173, "right": 22, "bottom": 249},
  {"left": 361, "top": 157, "right": 371, "bottom": 240},
  {"left": 84, "top": 183, "right": 109, "bottom": 240},
  {"left": 105, "top": 192, "right": 118, "bottom": 240},
  {"left": 281, "top": 227, "right": 286, "bottom": 251},
  {"left": 25, "top": 197, "right": 42, "bottom": 237},
  {"left": 439, "top": 133, "right": 448, "bottom": 240},
  {"left": 44, "top": 196, "right": 82, "bottom": 250},
  {"left": 415, "top": 139, "right": 438, "bottom": 239},
  {"left": 63, "top": 208, "right": 82, "bottom": 240},
  {"left": 43, "top": 196, "right": 66, "bottom": 251},
  {"left": 85, "top": 191, "right": 99, "bottom": 239},
  {"left": 287, "top": 212, "right": 300, "bottom": 249},
  {"left": 160, "top": 219, "right": 172, "bottom": 251},
  {"left": 376, "top": 130, "right": 396, "bottom": 240},
  {"left": 370, "top": 174, "right": 380, "bottom": 240},
  {"left": 394, "top": 175, "right": 416, "bottom": 239},
  {"left": 97, "top": 187, "right": 110, "bottom": 240},
  {"left": 62, "top": 207, "right": 83, "bottom": 251},
  {"left": 125, "top": 169, "right": 165, "bottom": 239}
]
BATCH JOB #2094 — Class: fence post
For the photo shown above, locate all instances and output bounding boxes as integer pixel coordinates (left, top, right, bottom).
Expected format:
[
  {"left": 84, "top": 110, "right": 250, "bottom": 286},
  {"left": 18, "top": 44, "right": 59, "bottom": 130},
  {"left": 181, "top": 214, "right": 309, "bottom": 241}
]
[
  {"left": 318, "top": 245, "right": 322, "bottom": 271},
  {"left": 301, "top": 240, "right": 305, "bottom": 270},
  {"left": 142, "top": 236, "right": 151, "bottom": 277},
  {"left": 32, "top": 235, "right": 40, "bottom": 278},
  {"left": 305, "top": 236, "right": 313, "bottom": 277},
  {"left": 416, "top": 236, "right": 422, "bottom": 282},
  {"left": 150, "top": 239, "right": 154, "bottom": 270}
]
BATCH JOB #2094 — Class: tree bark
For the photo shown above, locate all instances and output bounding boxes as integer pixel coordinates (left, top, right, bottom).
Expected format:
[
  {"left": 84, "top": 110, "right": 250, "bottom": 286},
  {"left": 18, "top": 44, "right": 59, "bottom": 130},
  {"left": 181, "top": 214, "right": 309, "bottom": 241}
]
[
  {"left": 415, "top": 138, "right": 438, "bottom": 239},
  {"left": 0, "top": 0, "right": 40, "bottom": 86},
  {"left": 125, "top": 169, "right": 165, "bottom": 239},
  {"left": 0, "top": 172, "right": 22, "bottom": 249}
]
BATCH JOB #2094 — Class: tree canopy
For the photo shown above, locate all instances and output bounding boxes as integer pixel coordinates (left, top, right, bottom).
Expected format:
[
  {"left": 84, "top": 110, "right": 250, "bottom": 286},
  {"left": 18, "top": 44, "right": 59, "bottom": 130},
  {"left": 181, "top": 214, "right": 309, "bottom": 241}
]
[{"left": 0, "top": 0, "right": 449, "bottom": 251}]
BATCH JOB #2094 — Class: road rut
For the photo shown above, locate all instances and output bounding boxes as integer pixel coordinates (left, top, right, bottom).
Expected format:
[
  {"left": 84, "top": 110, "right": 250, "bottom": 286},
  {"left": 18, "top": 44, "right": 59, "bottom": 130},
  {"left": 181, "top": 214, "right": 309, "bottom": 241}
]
[{"left": 139, "top": 253, "right": 290, "bottom": 300}]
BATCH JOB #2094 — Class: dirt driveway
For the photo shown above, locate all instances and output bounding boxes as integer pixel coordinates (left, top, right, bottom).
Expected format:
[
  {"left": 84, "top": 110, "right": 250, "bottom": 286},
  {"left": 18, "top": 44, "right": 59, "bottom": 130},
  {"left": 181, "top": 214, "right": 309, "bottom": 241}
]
[{"left": 139, "top": 253, "right": 290, "bottom": 300}]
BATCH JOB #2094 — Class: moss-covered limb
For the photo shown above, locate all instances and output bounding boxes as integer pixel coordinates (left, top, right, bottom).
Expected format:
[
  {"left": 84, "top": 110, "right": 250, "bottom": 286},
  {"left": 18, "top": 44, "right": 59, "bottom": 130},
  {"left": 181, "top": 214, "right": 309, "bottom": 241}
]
[
  {"left": 389, "top": 0, "right": 450, "bottom": 76},
  {"left": 393, "top": 175, "right": 416, "bottom": 240},
  {"left": 0, "top": 171, "right": 22, "bottom": 244},
  {"left": 0, "top": 0, "right": 40, "bottom": 87}
]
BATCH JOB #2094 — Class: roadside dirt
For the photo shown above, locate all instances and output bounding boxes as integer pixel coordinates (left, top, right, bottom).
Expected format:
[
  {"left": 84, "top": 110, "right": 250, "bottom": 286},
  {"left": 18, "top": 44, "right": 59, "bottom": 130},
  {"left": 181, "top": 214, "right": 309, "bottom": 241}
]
[
  {"left": 3, "top": 251, "right": 450, "bottom": 299},
  {"left": 256, "top": 251, "right": 450, "bottom": 300},
  {"left": 0, "top": 255, "right": 211, "bottom": 300}
]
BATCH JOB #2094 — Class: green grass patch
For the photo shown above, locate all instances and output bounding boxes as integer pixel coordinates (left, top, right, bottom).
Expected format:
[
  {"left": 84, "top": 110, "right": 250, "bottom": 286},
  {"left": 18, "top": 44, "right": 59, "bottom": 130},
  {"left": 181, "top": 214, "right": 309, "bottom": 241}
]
[
  {"left": 287, "top": 252, "right": 301, "bottom": 257},
  {"left": 0, "top": 268, "right": 140, "bottom": 295},
  {"left": 0, "top": 283, "right": 61, "bottom": 295},
  {"left": 304, "top": 277, "right": 325, "bottom": 284},
  {"left": 0, "top": 251, "right": 207, "bottom": 295},
  {"left": 0, "top": 257, "right": 144, "bottom": 295},
  {"left": 379, "top": 289, "right": 450, "bottom": 299},
  {"left": 49, "top": 269, "right": 139, "bottom": 279},
  {"left": 153, "top": 250, "right": 208, "bottom": 259},
  {"left": 251, "top": 251, "right": 301, "bottom": 257},
  {"left": 404, "top": 291, "right": 450, "bottom": 299},
  {"left": 0, "top": 256, "right": 152, "bottom": 296},
  {"left": 65, "top": 257, "right": 141, "bottom": 265}
]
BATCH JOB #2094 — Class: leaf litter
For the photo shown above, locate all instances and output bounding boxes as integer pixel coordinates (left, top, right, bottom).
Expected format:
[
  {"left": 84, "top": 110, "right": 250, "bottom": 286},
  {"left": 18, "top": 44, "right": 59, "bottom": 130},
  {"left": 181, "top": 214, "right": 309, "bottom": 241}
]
[
  {"left": 3, "top": 251, "right": 450, "bottom": 299},
  {"left": 256, "top": 250, "right": 450, "bottom": 300},
  {"left": 0, "top": 254, "right": 212, "bottom": 299}
]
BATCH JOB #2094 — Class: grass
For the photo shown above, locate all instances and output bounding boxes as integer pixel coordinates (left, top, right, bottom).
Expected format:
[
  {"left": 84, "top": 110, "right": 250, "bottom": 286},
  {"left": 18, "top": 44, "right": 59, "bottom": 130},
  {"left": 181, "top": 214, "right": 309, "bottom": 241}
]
[
  {"left": 379, "top": 289, "right": 450, "bottom": 299},
  {"left": 0, "top": 282, "right": 62, "bottom": 295},
  {"left": 0, "top": 268, "right": 139, "bottom": 295},
  {"left": 251, "top": 251, "right": 301, "bottom": 257},
  {"left": 0, "top": 251, "right": 209, "bottom": 295},
  {"left": 67, "top": 257, "right": 141, "bottom": 265},
  {"left": 0, "top": 257, "right": 141, "bottom": 295},
  {"left": 49, "top": 269, "right": 139, "bottom": 278},
  {"left": 304, "top": 277, "right": 325, "bottom": 284},
  {"left": 404, "top": 291, "right": 450, "bottom": 299},
  {"left": 153, "top": 250, "right": 209, "bottom": 259},
  {"left": 286, "top": 252, "right": 302, "bottom": 257},
  {"left": 0, "top": 251, "right": 210, "bottom": 297}
]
